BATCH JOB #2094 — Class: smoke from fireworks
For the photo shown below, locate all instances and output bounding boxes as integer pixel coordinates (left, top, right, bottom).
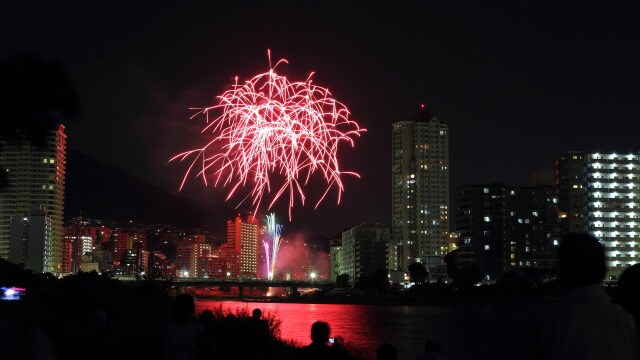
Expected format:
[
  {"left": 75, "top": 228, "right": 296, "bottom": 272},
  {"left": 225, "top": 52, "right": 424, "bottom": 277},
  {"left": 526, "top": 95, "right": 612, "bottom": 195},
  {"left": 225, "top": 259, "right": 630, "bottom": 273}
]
[
  {"left": 263, "top": 213, "right": 283, "bottom": 280},
  {"left": 170, "top": 50, "right": 365, "bottom": 218}
]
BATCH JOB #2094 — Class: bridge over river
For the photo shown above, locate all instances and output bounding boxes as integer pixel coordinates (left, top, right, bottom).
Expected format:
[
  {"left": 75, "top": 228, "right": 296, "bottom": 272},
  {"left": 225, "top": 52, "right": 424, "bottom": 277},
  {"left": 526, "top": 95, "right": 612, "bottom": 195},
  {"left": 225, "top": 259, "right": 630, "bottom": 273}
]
[{"left": 115, "top": 276, "right": 334, "bottom": 299}]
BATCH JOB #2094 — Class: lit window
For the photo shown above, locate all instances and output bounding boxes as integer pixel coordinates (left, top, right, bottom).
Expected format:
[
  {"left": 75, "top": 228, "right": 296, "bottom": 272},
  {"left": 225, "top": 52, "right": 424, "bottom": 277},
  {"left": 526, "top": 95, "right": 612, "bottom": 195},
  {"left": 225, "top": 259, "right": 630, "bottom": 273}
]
[
  {"left": 484, "top": 216, "right": 491, "bottom": 222},
  {"left": 484, "top": 245, "right": 490, "bottom": 250},
  {"left": 483, "top": 188, "right": 489, "bottom": 194}
]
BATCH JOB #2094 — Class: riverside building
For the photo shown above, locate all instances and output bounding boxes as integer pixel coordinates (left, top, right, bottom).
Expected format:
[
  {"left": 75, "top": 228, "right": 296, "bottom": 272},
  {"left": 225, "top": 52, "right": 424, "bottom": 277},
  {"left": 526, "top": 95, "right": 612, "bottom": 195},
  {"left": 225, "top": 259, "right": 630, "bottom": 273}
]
[
  {"left": 556, "top": 152, "right": 640, "bottom": 279},
  {"left": 455, "top": 184, "right": 559, "bottom": 280},
  {"left": 392, "top": 108, "right": 449, "bottom": 272},
  {"left": 333, "top": 223, "right": 389, "bottom": 285},
  {"left": 0, "top": 124, "right": 66, "bottom": 274}
]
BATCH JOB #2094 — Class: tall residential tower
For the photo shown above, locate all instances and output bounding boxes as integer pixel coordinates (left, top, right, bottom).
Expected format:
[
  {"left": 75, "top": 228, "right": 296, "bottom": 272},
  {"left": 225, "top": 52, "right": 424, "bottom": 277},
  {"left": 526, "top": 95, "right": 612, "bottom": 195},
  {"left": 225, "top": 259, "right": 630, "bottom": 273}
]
[
  {"left": 0, "top": 124, "right": 66, "bottom": 274},
  {"left": 392, "top": 108, "right": 449, "bottom": 271}
]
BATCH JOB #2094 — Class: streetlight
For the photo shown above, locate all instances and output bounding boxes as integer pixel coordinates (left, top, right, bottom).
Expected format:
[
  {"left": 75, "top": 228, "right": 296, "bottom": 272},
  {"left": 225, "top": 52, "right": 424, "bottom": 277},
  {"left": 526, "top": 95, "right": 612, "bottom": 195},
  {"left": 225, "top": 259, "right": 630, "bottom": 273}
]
[{"left": 310, "top": 271, "right": 317, "bottom": 281}]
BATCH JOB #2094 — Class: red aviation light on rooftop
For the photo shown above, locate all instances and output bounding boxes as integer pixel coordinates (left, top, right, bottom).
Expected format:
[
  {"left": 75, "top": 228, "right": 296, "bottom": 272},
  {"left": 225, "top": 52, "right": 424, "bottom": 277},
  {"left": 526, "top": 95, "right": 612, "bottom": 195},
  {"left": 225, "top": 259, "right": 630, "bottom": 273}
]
[{"left": 170, "top": 50, "right": 366, "bottom": 219}]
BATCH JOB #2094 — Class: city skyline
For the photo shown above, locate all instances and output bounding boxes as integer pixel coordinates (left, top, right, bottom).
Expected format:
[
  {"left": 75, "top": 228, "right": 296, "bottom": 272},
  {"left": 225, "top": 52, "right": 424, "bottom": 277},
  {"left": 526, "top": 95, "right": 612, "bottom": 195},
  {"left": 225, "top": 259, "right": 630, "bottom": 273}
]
[{"left": 2, "top": 1, "right": 639, "bottom": 236}]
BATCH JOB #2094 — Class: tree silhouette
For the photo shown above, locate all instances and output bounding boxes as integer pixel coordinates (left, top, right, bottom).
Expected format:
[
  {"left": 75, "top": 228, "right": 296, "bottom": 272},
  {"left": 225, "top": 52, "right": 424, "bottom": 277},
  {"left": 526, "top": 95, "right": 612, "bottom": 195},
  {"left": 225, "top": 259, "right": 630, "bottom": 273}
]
[
  {"left": 336, "top": 273, "right": 350, "bottom": 288},
  {"left": 408, "top": 262, "right": 429, "bottom": 284},
  {"left": 0, "top": 53, "right": 78, "bottom": 142}
]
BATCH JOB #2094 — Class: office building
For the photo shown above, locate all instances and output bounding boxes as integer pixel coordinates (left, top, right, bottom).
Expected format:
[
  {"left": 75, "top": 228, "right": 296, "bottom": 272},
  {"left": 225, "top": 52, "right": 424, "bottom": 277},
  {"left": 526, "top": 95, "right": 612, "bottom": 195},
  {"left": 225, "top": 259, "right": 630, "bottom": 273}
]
[
  {"left": 392, "top": 108, "right": 449, "bottom": 271},
  {"left": 0, "top": 124, "right": 66, "bottom": 274}
]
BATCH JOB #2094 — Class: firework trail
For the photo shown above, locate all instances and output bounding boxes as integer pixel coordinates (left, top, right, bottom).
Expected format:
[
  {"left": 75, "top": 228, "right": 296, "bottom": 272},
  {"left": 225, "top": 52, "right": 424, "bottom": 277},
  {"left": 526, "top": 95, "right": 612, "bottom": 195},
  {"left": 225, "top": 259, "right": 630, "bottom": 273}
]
[
  {"left": 264, "top": 213, "right": 283, "bottom": 280},
  {"left": 170, "top": 50, "right": 365, "bottom": 219}
]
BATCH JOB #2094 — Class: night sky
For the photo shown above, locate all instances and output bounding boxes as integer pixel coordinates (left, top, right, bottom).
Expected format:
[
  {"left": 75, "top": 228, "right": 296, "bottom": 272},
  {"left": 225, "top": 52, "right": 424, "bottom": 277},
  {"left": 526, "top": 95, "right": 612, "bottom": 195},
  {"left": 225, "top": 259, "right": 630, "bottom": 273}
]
[{"left": 2, "top": 1, "right": 639, "bottom": 236}]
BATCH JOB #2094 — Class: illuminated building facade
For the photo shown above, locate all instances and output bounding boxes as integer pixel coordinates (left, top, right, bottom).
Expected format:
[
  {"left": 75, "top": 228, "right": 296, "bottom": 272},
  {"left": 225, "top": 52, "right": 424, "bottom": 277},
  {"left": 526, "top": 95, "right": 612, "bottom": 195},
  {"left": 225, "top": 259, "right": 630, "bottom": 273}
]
[
  {"left": 226, "top": 215, "right": 259, "bottom": 278},
  {"left": 8, "top": 205, "right": 53, "bottom": 273},
  {"left": 392, "top": 108, "right": 449, "bottom": 272},
  {"left": 0, "top": 125, "right": 66, "bottom": 274},
  {"left": 329, "top": 234, "right": 343, "bottom": 282},
  {"left": 63, "top": 220, "right": 101, "bottom": 273},
  {"left": 175, "top": 234, "right": 206, "bottom": 277},
  {"left": 583, "top": 153, "right": 640, "bottom": 279},
  {"left": 556, "top": 152, "right": 640, "bottom": 279},
  {"left": 120, "top": 248, "right": 150, "bottom": 275},
  {"left": 112, "top": 230, "right": 147, "bottom": 266}
]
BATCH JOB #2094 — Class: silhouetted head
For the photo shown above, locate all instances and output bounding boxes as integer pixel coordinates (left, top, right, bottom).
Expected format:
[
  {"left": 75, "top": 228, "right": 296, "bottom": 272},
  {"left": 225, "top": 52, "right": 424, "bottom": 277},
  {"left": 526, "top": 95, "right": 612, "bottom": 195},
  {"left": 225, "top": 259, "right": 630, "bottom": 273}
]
[
  {"left": 252, "top": 308, "right": 262, "bottom": 319},
  {"left": 310, "top": 321, "right": 330, "bottom": 344},
  {"left": 377, "top": 343, "right": 397, "bottom": 360},
  {"left": 425, "top": 339, "right": 442, "bottom": 353},
  {"left": 558, "top": 232, "right": 606, "bottom": 288},
  {"left": 173, "top": 294, "right": 195, "bottom": 324},
  {"left": 616, "top": 263, "right": 640, "bottom": 323},
  {"left": 199, "top": 309, "right": 214, "bottom": 327}
]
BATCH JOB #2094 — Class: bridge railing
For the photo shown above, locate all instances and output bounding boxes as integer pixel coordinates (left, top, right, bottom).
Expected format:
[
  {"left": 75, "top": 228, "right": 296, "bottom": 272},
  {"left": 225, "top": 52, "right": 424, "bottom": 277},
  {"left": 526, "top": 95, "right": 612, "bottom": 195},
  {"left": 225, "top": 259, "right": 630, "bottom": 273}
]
[{"left": 114, "top": 276, "right": 333, "bottom": 287}]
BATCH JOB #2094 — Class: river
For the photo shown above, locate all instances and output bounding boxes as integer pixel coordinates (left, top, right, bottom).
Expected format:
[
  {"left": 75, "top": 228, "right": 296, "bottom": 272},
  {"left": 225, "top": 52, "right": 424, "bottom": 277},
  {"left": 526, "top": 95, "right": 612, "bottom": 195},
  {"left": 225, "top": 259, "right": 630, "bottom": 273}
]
[{"left": 195, "top": 300, "right": 541, "bottom": 360}]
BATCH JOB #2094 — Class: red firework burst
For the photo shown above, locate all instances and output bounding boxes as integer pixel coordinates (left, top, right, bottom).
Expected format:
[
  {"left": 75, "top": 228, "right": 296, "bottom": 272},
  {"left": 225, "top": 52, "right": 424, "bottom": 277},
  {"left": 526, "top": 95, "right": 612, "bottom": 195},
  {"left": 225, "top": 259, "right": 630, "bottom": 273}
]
[{"left": 171, "top": 51, "right": 365, "bottom": 219}]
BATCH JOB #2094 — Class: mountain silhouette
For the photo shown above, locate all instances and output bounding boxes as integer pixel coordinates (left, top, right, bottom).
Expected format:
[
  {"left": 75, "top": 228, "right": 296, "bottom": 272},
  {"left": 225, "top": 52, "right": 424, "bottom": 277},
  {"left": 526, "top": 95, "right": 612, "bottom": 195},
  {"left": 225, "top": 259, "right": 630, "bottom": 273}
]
[{"left": 64, "top": 150, "right": 235, "bottom": 232}]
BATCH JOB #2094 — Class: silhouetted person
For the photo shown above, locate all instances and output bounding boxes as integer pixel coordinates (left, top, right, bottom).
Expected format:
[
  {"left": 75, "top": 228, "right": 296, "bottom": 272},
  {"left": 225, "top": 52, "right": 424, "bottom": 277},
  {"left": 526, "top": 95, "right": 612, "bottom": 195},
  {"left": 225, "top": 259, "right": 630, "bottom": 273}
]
[
  {"left": 532, "top": 233, "right": 638, "bottom": 360},
  {"left": 197, "top": 309, "right": 214, "bottom": 330},
  {"left": 294, "top": 321, "right": 349, "bottom": 360},
  {"left": 163, "top": 294, "right": 213, "bottom": 360},
  {"left": 241, "top": 308, "right": 272, "bottom": 359},
  {"left": 417, "top": 339, "right": 442, "bottom": 360},
  {"left": 250, "top": 308, "right": 270, "bottom": 338},
  {"left": 332, "top": 335, "right": 354, "bottom": 360},
  {"left": 377, "top": 343, "right": 397, "bottom": 360},
  {"left": 616, "top": 263, "right": 640, "bottom": 353}
]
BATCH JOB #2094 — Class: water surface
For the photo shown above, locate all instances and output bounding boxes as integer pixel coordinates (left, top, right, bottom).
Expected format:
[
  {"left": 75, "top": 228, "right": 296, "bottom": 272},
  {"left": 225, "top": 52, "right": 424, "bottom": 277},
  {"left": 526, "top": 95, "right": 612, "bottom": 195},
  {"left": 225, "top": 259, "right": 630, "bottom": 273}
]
[{"left": 196, "top": 300, "right": 540, "bottom": 360}]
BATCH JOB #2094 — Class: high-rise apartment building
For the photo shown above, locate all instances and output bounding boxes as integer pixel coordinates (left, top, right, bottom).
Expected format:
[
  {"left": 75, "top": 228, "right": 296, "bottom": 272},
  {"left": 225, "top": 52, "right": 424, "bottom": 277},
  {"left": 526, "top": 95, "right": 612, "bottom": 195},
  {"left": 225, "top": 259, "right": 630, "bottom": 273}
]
[
  {"left": 556, "top": 151, "right": 640, "bottom": 279},
  {"left": 9, "top": 205, "right": 53, "bottom": 273},
  {"left": 392, "top": 108, "right": 449, "bottom": 271},
  {"left": 226, "top": 215, "right": 259, "bottom": 278},
  {"left": 333, "top": 223, "right": 389, "bottom": 285},
  {"left": 0, "top": 124, "right": 66, "bottom": 274},
  {"left": 455, "top": 184, "right": 559, "bottom": 280},
  {"left": 556, "top": 152, "right": 588, "bottom": 234},
  {"left": 584, "top": 153, "right": 640, "bottom": 279},
  {"left": 175, "top": 234, "right": 206, "bottom": 277}
]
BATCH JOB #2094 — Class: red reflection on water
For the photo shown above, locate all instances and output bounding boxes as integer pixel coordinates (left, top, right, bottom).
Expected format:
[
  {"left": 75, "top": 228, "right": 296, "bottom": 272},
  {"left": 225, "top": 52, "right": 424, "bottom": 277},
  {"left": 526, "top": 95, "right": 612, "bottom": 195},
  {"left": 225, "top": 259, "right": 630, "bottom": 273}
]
[
  {"left": 195, "top": 300, "right": 536, "bottom": 360},
  {"left": 196, "top": 301, "right": 381, "bottom": 357}
]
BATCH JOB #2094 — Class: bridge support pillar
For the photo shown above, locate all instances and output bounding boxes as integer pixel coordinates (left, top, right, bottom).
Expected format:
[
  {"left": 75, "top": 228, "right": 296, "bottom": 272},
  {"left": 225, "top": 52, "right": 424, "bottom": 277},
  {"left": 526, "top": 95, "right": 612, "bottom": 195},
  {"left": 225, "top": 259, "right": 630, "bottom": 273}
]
[{"left": 238, "top": 285, "right": 244, "bottom": 300}]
